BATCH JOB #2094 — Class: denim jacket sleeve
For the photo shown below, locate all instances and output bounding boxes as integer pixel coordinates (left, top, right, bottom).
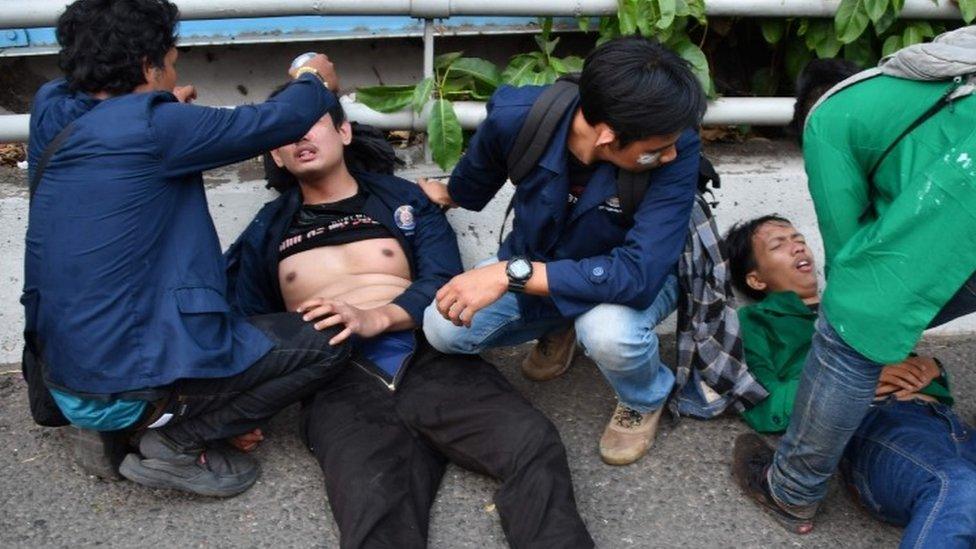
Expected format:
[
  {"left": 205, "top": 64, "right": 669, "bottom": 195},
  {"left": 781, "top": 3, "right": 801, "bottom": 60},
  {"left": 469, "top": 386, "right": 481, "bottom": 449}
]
[
  {"left": 446, "top": 92, "right": 518, "bottom": 211},
  {"left": 151, "top": 74, "right": 337, "bottom": 178},
  {"left": 391, "top": 192, "right": 464, "bottom": 324},
  {"left": 545, "top": 130, "right": 700, "bottom": 316}
]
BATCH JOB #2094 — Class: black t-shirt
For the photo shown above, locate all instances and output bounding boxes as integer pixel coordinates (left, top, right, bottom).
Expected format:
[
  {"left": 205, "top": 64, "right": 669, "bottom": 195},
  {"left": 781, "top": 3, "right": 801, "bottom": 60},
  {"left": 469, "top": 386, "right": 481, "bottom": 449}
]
[
  {"left": 567, "top": 153, "right": 597, "bottom": 208},
  {"left": 278, "top": 190, "right": 393, "bottom": 261}
]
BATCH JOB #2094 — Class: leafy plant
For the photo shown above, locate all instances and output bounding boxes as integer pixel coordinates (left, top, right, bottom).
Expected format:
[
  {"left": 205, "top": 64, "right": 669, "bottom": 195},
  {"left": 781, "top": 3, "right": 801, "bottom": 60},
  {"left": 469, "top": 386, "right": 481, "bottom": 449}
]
[
  {"left": 754, "top": 0, "right": 956, "bottom": 95},
  {"left": 357, "top": 52, "right": 501, "bottom": 169},
  {"left": 593, "top": 0, "right": 714, "bottom": 96},
  {"left": 502, "top": 18, "right": 584, "bottom": 86},
  {"left": 355, "top": 0, "right": 973, "bottom": 171}
]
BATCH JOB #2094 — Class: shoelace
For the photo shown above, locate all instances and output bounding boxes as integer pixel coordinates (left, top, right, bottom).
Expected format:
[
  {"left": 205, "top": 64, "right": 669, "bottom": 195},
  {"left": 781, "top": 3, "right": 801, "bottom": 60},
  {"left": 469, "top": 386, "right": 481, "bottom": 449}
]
[
  {"left": 536, "top": 335, "right": 552, "bottom": 356},
  {"left": 613, "top": 406, "right": 644, "bottom": 428}
]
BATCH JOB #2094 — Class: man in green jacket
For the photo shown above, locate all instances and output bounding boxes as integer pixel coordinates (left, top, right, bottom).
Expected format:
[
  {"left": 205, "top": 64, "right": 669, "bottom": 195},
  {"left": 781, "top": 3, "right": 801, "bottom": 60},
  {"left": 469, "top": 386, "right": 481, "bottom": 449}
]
[
  {"left": 726, "top": 213, "right": 974, "bottom": 547},
  {"left": 731, "top": 59, "right": 976, "bottom": 534}
]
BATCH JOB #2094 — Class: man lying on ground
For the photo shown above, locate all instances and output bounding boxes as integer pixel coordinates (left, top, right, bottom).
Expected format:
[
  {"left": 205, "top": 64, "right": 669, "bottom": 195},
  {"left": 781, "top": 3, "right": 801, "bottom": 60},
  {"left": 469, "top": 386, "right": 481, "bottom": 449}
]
[
  {"left": 726, "top": 214, "right": 975, "bottom": 547},
  {"left": 24, "top": 0, "right": 346, "bottom": 497},
  {"left": 223, "top": 98, "right": 593, "bottom": 549},
  {"left": 730, "top": 52, "right": 976, "bottom": 534}
]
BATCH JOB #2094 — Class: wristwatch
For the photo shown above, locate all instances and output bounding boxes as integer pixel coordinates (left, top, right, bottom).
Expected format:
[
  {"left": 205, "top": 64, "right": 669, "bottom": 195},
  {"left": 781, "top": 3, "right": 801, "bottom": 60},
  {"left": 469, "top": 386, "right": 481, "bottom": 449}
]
[
  {"left": 294, "top": 66, "right": 330, "bottom": 89},
  {"left": 506, "top": 256, "right": 533, "bottom": 293}
]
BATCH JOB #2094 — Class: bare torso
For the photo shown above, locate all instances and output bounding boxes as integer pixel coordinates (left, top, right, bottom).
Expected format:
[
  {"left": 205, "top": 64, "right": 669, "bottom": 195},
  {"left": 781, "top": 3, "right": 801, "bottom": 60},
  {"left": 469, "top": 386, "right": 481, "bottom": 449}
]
[{"left": 279, "top": 237, "right": 411, "bottom": 311}]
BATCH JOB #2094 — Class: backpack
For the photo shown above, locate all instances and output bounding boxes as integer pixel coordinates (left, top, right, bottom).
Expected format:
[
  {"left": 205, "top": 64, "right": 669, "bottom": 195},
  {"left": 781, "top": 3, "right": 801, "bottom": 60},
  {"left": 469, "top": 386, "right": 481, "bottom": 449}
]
[
  {"left": 499, "top": 76, "right": 720, "bottom": 244},
  {"left": 809, "top": 26, "right": 976, "bottom": 181}
]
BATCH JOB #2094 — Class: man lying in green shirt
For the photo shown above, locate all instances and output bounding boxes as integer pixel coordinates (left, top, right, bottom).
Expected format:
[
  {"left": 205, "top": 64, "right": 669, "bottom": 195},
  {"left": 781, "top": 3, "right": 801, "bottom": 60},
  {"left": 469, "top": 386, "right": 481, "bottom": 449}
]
[
  {"left": 726, "top": 214, "right": 975, "bottom": 548},
  {"left": 730, "top": 55, "right": 976, "bottom": 537}
]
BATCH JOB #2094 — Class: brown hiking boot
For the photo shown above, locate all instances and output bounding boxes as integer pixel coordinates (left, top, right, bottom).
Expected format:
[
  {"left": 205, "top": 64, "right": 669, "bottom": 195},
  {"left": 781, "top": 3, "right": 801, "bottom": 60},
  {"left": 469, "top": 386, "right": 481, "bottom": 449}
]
[
  {"left": 731, "top": 433, "right": 816, "bottom": 534},
  {"left": 599, "top": 404, "right": 663, "bottom": 465},
  {"left": 520, "top": 326, "right": 577, "bottom": 382}
]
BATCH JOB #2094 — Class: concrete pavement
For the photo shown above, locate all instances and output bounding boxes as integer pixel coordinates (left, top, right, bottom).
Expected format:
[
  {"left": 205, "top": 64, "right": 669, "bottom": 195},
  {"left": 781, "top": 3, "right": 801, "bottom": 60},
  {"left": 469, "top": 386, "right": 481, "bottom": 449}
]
[{"left": 3, "top": 335, "right": 974, "bottom": 548}]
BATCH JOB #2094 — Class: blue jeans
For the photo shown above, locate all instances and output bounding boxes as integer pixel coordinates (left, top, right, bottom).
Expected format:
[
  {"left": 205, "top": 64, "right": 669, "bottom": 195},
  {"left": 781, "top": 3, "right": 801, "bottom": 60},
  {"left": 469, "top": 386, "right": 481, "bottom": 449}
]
[
  {"left": 769, "top": 272, "right": 976, "bottom": 513},
  {"left": 423, "top": 268, "right": 680, "bottom": 413},
  {"left": 842, "top": 400, "right": 976, "bottom": 549}
]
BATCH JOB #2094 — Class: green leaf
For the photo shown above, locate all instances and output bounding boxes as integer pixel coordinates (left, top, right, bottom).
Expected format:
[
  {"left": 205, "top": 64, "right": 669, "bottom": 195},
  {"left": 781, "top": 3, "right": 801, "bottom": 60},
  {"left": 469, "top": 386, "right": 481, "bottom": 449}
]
[
  {"left": 561, "top": 56, "right": 584, "bottom": 73},
  {"left": 637, "top": 0, "right": 656, "bottom": 37},
  {"left": 843, "top": 37, "right": 874, "bottom": 68},
  {"left": 761, "top": 20, "right": 785, "bottom": 45},
  {"left": 577, "top": 16, "right": 591, "bottom": 32},
  {"left": 835, "top": 0, "right": 871, "bottom": 44},
  {"left": 816, "top": 32, "right": 844, "bottom": 57},
  {"left": 617, "top": 0, "right": 639, "bottom": 35},
  {"left": 449, "top": 57, "right": 501, "bottom": 88},
  {"left": 427, "top": 99, "right": 463, "bottom": 170},
  {"left": 890, "top": 0, "right": 904, "bottom": 10},
  {"left": 534, "top": 35, "right": 561, "bottom": 56},
  {"left": 434, "top": 52, "right": 463, "bottom": 72},
  {"left": 356, "top": 85, "right": 415, "bottom": 113},
  {"left": 804, "top": 20, "right": 828, "bottom": 50},
  {"left": 882, "top": 34, "right": 903, "bottom": 56},
  {"left": 865, "top": 0, "right": 889, "bottom": 22},
  {"left": 903, "top": 21, "right": 934, "bottom": 46},
  {"left": 442, "top": 75, "right": 474, "bottom": 94},
  {"left": 541, "top": 16, "right": 554, "bottom": 40},
  {"left": 785, "top": 39, "right": 815, "bottom": 83},
  {"left": 671, "top": 39, "right": 713, "bottom": 96},
  {"left": 502, "top": 55, "right": 539, "bottom": 86},
  {"left": 656, "top": 0, "right": 677, "bottom": 29},
  {"left": 685, "top": 0, "right": 706, "bottom": 24},
  {"left": 751, "top": 67, "right": 779, "bottom": 96},
  {"left": 411, "top": 77, "right": 434, "bottom": 113},
  {"left": 872, "top": 6, "right": 898, "bottom": 34},
  {"left": 797, "top": 18, "right": 809, "bottom": 37}
]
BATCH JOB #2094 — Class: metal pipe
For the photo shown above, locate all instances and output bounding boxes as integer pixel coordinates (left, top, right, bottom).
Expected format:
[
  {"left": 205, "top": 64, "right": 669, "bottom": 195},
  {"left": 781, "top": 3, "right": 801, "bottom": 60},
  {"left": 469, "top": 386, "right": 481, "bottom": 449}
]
[
  {"left": 0, "top": 97, "right": 796, "bottom": 143},
  {"left": 422, "top": 18, "right": 435, "bottom": 163},
  {"left": 0, "top": 0, "right": 961, "bottom": 28}
]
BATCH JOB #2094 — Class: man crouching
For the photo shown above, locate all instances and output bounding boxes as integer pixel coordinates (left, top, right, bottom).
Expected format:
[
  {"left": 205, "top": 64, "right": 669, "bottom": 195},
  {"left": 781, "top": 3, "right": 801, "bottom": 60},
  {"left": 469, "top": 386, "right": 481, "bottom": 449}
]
[{"left": 224, "top": 101, "right": 593, "bottom": 548}]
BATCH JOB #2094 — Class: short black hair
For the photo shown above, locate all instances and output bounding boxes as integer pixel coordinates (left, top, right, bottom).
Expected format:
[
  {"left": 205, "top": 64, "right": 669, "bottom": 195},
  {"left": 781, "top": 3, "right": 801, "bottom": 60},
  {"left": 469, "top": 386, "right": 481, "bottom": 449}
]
[
  {"left": 579, "top": 36, "right": 706, "bottom": 146},
  {"left": 790, "top": 58, "right": 860, "bottom": 144},
  {"left": 724, "top": 214, "right": 792, "bottom": 302},
  {"left": 56, "top": 0, "right": 179, "bottom": 95}
]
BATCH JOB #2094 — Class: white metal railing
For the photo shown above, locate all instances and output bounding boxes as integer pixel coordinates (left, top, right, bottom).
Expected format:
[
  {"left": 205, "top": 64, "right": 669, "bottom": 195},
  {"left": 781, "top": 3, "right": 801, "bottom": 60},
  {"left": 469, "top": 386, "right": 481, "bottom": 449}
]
[
  {"left": 0, "top": 0, "right": 962, "bottom": 141},
  {"left": 0, "top": 0, "right": 962, "bottom": 27},
  {"left": 0, "top": 97, "right": 797, "bottom": 142}
]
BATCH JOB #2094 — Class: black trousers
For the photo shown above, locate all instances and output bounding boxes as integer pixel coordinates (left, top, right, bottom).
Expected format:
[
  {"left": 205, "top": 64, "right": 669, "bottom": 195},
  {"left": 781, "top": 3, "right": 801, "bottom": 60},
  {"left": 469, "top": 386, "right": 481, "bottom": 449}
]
[
  {"left": 300, "top": 341, "right": 594, "bottom": 549},
  {"left": 157, "top": 313, "right": 349, "bottom": 451}
]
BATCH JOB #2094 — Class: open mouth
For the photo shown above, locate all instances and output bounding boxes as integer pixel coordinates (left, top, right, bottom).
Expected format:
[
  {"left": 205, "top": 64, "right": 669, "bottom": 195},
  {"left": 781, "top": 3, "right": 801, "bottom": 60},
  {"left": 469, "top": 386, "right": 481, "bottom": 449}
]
[
  {"left": 795, "top": 258, "right": 813, "bottom": 273},
  {"left": 294, "top": 144, "right": 317, "bottom": 162}
]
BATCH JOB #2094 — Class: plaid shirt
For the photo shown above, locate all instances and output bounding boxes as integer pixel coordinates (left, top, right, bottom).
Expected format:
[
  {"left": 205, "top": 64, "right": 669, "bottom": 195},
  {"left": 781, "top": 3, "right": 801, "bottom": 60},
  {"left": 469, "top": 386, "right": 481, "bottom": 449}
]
[{"left": 671, "top": 196, "right": 768, "bottom": 417}]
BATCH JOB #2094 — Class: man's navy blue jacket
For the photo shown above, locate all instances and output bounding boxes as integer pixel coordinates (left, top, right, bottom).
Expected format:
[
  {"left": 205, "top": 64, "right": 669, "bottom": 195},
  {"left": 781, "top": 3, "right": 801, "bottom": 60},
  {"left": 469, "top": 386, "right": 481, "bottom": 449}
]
[
  {"left": 448, "top": 85, "right": 700, "bottom": 322},
  {"left": 224, "top": 172, "right": 462, "bottom": 325},
  {"left": 24, "top": 74, "right": 335, "bottom": 396}
]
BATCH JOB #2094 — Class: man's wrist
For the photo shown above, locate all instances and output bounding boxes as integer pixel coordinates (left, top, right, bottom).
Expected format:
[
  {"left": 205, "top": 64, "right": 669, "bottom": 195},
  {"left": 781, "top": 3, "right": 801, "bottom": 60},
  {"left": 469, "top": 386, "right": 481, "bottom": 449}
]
[{"left": 295, "top": 66, "right": 330, "bottom": 89}]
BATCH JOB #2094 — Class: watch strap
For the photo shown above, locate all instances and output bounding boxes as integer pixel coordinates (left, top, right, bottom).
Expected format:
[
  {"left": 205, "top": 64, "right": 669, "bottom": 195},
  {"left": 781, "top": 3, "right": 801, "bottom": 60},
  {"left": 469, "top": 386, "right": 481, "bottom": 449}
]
[{"left": 295, "top": 66, "right": 329, "bottom": 88}]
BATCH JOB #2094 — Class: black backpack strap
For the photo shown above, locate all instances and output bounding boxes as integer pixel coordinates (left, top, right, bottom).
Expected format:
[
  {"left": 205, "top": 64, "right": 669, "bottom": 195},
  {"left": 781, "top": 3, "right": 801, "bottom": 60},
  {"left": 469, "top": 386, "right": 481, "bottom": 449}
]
[
  {"left": 30, "top": 123, "right": 76, "bottom": 202},
  {"left": 499, "top": 77, "right": 580, "bottom": 246},
  {"left": 616, "top": 169, "right": 647, "bottom": 224},
  {"left": 506, "top": 78, "right": 580, "bottom": 183}
]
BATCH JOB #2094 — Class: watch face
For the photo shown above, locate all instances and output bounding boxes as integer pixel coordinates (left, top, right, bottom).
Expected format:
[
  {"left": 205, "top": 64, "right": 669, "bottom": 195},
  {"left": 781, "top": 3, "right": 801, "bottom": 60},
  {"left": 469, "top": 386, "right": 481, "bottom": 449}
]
[{"left": 508, "top": 259, "right": 532, "bottom": 280}]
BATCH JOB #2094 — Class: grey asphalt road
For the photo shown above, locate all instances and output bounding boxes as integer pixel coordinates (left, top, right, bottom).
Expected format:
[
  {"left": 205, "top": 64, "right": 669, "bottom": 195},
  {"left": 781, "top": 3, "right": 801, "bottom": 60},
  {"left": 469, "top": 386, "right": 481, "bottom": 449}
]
[{"left": 2, "top": 336, "right": 974, "bottom": 548}]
